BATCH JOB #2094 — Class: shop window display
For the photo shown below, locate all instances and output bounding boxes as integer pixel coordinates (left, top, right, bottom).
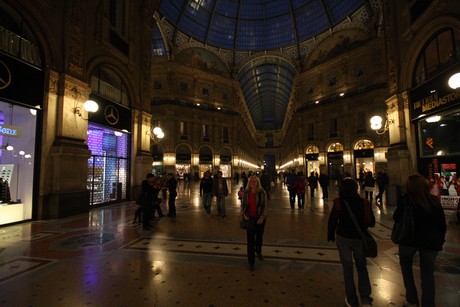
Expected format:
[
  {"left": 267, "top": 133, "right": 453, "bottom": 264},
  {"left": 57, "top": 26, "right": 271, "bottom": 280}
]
[
  {"left": 0, "top": 102, "right": 37, "bottom": 225},
  {"left": 87, "top": 123, "right": 129, "bottom": 205}
]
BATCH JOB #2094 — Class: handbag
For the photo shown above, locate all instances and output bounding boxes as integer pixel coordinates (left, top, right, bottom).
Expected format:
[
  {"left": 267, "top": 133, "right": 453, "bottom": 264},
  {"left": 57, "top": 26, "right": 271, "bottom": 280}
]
[
  {"left": 391, "top": 198, "right": 415, "bottom": 244},
  {"left": 240, "top": 219, "right": 249, "bottom": 230},
  {"left": 342, "top": 199, "right": 378, "bottom": 258}
]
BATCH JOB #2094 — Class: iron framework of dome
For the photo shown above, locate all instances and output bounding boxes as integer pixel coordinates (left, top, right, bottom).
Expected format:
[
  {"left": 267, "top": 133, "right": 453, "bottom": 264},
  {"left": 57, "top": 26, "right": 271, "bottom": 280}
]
[{"left": 157, "top": 0, "right": 368, "bottom": 131}]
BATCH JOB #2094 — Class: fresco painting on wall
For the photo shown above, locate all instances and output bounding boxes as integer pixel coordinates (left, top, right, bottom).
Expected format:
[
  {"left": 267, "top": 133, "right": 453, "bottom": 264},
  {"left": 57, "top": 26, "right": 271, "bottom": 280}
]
[{"left": 175, "top": 48, "right": 230, "bottom": 77}]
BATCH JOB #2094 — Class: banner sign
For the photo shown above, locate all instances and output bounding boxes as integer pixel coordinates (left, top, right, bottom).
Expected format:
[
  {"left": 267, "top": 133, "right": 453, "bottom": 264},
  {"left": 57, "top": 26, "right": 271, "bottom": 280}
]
[
  {"left": 410, "top": 63, "right": 460, "bottom": 120},
  {"left": 0, "top": 52, "right": 44, "bottom": 108}
]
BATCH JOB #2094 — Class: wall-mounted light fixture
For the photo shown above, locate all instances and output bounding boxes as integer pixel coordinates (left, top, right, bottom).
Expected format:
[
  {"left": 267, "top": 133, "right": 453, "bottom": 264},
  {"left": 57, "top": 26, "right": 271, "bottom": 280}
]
[
  {"left": 448, "top": 72, "right": 460, "bottom": 89},
  {"left": 148, "top": 126, "right": 165, "bottom": 142},
  {"left": 70, "top": 87, "right": 99, "bottom": 120},
  {"left": 370, "top": 114, "right": 394, "bottom": 135}
]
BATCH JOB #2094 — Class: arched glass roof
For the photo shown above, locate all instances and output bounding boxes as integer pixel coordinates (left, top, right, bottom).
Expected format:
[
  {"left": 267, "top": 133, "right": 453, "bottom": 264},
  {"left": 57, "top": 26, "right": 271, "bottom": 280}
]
[
  {"left": 157, "top": 0, "right": 368, "bottom": 131},
  {"left": 237, "top": 57, "right": 297, "bottom": 130},
  {"left": 159, "top": 0, "right": 366, "bottom": 52}
]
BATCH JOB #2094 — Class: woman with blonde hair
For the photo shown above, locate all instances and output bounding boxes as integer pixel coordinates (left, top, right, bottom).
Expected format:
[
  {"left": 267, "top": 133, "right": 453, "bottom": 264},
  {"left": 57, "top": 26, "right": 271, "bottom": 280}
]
[
  {"left": 393, "top": 174, "right": 446, "bottom": 307},
  {"left": 241, "top": 175, "right": 268, "bottom": 271}
]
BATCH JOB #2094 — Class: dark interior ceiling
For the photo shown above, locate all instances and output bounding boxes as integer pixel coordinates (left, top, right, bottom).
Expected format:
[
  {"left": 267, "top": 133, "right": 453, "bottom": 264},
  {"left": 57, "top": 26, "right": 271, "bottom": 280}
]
[{"left": 158, "top": 0, "right": 367, "bottom": 131}]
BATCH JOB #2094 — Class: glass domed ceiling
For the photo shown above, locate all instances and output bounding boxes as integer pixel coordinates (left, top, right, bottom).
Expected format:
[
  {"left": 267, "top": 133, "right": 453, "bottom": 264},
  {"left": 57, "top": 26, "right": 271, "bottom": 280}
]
[
  {"left": 159, "top": 0, "right": 366, "bottom": 51},
  {"left": 158, "top": 0, "right": 368, "bottom": 132}
]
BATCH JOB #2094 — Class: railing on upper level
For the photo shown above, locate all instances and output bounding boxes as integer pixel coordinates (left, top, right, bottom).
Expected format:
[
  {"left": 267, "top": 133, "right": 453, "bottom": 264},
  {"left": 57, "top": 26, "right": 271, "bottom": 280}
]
[{"left": 0, "top": 26, "right": 41, "bottom": 67}]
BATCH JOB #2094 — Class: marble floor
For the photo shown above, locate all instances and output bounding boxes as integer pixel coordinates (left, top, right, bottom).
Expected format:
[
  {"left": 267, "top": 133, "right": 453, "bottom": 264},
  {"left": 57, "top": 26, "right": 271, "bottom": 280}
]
[{"left": 0, "top": 180, "right": 459, "bottom": 307}]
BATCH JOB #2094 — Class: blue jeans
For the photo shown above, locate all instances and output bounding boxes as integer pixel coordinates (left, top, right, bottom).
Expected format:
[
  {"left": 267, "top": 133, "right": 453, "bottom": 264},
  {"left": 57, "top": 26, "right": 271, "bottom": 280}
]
[
  {"left": 399, "top": 245, "right": 438, "bottom": 306},
  {"left": 216, "top": 195, "right": 226, "bottom": 216},
  {"left": 202, "top": 192, "right": 212, "bottom": 214},
  {"left": 336, "top": 235, "right": 372, "bottom": 306}
]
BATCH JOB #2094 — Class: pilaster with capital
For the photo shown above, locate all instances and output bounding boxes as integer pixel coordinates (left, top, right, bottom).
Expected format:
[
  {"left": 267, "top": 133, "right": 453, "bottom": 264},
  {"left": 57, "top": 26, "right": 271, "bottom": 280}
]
[{"left": 385, "top": 92, "right": 417, "bottom": 205}]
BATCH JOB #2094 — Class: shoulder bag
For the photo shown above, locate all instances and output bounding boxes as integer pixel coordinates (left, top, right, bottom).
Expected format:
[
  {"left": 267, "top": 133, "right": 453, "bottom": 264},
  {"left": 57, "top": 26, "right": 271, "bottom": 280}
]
[
  {"left": 391, "top": 197, "right": 415, "bottom": 244},
  {"left": 342, "top": 199, "right": 378, "bottom": 258}
]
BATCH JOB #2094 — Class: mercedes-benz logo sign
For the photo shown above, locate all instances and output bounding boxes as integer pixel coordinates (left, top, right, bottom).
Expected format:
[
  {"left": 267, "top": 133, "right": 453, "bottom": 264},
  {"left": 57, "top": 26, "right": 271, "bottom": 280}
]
[
  {"left": 104, "top": 105, "right": 119, "bottom": 125},
  {"left": 0, "top": 60, "right": 12, "bottom": 90}
]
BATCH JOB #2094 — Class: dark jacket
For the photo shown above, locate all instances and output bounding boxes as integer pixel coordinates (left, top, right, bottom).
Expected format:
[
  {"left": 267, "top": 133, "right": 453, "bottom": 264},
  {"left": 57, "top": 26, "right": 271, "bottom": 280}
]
[
  {"left": 376, "top": 172, "right": 389, "bottom": 187},
  {"left": 319, "top": 173, "right": 329, "bottom": 187},
  {"left": 140, "top": 180, "right": 160, "bottom": 205},
  {"left": 200, "top": 177, "right": 214, "bottom": 194},
  {"left": 363, "top": 175, "right": 375, "bottom": 188},
  {"left": 307, "top": 174, "right": 318, "bottom": 188},
  {"left": 212, "top": 177, "right": 229, "bottom": 196},
  {"left": 328, "top": 196, "right": 375, "bottom": 241},
  {"left": 166, "top": 178, "right": 178, "bottom": 196},
  {"left": 393, "top": 194, "right": 446, "bottom": 250}
]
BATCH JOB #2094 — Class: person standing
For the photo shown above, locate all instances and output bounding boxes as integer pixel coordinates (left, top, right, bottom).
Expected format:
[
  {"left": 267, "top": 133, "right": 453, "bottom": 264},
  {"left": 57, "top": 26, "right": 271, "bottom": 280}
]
[
  {"left": 295, "top": 171, "right": 306, "bottom": 209},
  {"left": 151, "top": 176, "right": 164, "bottom": 218},
  {"left": 200, "top": 170, "right": 214, "bottom": 216},
  {"left": 393, "top": 174, "right": 446, "bottom": 307},
  {"left": 286, "top": 169, "right": 297, "bottom": 209},
  {"left": 328, "top": 178, "right": 375, "bottom": 307},
  {"left": 307, "top": 171, "right": 318, "bottom": 198},
  {"left": 260, "top": 170, "right": 271, "bottom": 200},
  {"left": 140, "top": 173, "right": 157, "bottom": 230},
  {"left": 212, "top": 170, "right": 228, "bottom": 218},
  {"left": 165, "top": 173, "right": 178, "bottom": 217},
  {"left": 363, "top": 171, "right": 375, "bottom": 206},
  {"left": 319, "top": 172, "right": 330, "bottom": 200},
  {"left": 241, "top": 175, "right": 268, "bottom": 271},
  {"left": 376, "top": 169, "right": 389, "bottom": 210}
]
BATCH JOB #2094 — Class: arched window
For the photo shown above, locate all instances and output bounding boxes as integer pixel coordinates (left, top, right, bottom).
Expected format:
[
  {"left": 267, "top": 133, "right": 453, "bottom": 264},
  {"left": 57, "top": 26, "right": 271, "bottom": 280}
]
[
  {"left": 90, "top": 65, "right": 129, "bottom": 107},
  {"left": 413, "top": 28, "right": 458, "bottom": 86}
]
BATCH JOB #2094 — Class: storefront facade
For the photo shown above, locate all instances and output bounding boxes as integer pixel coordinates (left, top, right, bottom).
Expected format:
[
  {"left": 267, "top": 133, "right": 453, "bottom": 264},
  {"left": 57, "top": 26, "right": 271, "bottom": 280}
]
[
  {"left": 0, "top": 52, "right": 43, "bottom": 225},
  {"left": 411, "top": 63, "right": 460, "bottom": 210}
]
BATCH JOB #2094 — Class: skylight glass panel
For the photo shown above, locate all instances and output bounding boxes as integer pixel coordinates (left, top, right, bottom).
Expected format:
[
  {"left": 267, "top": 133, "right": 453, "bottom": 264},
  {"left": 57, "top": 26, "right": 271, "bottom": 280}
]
[
  {"left": 152, "top": 25, "right": 167, "bottom": 56},
  {"left": 325, "top": 0, "right": 364, "bottom": 24}
]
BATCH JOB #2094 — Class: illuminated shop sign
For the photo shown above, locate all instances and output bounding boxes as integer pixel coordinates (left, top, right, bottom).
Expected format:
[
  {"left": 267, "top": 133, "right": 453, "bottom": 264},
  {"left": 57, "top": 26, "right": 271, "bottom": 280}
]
[
  {"left": 0, "top": 124, "right": 22, "bottom": 138},
  {"left": 410, "top": 63, "right": 460, "bottom": 120}
]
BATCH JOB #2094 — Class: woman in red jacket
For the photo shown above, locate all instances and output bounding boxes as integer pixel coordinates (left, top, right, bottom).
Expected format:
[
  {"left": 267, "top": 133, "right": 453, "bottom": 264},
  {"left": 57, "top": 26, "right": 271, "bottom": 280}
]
[{"left": 241, "top": 175, "right": 268, "bottom": 271}]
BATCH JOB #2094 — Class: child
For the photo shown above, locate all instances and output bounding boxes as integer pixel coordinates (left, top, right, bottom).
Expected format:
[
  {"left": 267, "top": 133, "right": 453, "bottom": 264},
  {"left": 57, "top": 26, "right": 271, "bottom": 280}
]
[{"left": 238, "top": 186, "right": 244, "bottom": 205}]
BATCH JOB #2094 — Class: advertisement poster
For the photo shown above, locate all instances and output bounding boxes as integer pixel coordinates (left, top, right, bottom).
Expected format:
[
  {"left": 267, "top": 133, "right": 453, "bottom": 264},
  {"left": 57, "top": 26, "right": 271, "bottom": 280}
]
[{"left": 429, "top": 163, "right": 460, "bottom": 210}]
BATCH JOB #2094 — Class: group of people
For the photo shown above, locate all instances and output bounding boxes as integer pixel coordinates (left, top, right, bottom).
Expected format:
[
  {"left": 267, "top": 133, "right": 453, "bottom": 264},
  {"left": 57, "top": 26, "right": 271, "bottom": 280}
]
[
  {"left": 285, "top": 169, "right": 330, "bottom": 209},
  {"left": 199, "top": 170, "right": 229, "bottom": 217},
  {"left": 328, "top": 174, "right": 446, "bottom": 307},
  {"left": 139, "top": 169, "right": 447, "bottom": 306},
  {"left": 137, "top": 172, "right": 178, "bottom": 230}
]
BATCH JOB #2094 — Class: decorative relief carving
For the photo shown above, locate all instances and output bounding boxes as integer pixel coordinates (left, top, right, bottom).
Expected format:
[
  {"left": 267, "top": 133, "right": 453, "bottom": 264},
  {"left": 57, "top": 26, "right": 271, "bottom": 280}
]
[
  {"left": 67, "top": 0, "right": 85, "bottom": 77},
  {"left": 48, "top": 75, "right": 58, "bottom": 95}
]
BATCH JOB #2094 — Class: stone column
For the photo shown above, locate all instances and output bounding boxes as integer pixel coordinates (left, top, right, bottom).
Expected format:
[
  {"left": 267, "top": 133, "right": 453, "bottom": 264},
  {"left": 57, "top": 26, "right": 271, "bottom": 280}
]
[
  {"left": 385, "top": 92, "right": 417, "bottom": 206},
  {"left": 133, "top": 110, "right": 154, "bottom": 197},
  {"left": 44, "top": 74, "right": 92, "bottom": 218}
]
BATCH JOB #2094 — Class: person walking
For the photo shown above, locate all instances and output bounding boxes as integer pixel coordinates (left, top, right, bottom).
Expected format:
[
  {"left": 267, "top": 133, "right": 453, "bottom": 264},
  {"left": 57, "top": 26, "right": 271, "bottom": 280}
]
[
  {"left": 319, "top": 172, "right": 330, "bottom": 200},
  {"left": 307, "top": 171, "right": 318, "bottom": 198},
  {"left": 165, "top": 173, "right": 178, "bottom": 217},
  {"left": 363, "top": 171, "right": 375, "bottom": 207},
  {"left": 375, "top": 169, "right": 389, "bottom": 211},
  {"left": 212, "top": 170, "right": 228, "bottom": 218},
  {"left": 286, "top": 169, "right": 297, "bottom": 209},
  {"left": 260, "top": 170, "right": 272, "bottom": 200},
  {"left": 328, "top": 178, "right": 375, "bottom": 307},
  {"left": 393, "top": 174, "right": 446, "bottom": 307},
  {"left": 241, "top": 175, "right": 268, "bottom": 271},
  {"left": 295, "top": 171, "right": 307, "bottom": 209},
  {"left": 200, "top": 170, "right": 214, "bottom": 216}
]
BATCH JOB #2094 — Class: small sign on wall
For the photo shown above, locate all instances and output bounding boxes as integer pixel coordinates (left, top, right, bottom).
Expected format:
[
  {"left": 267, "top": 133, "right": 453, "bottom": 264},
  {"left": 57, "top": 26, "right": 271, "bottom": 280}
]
[{"left": 0, "top": 164, "right": 14, "bottom": 183}]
